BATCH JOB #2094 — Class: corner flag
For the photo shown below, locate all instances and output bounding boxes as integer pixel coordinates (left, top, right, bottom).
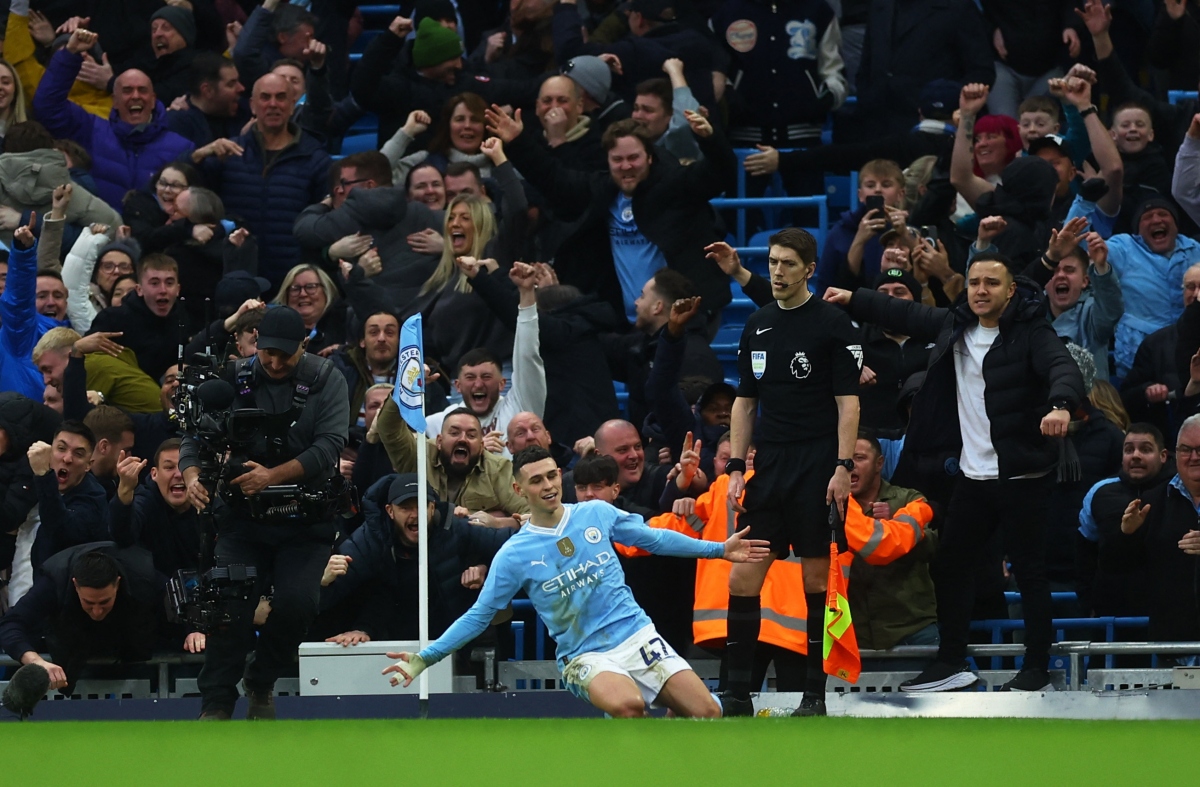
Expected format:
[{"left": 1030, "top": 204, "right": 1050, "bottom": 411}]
[
  {"left": 824, "top": 541, "right": 861, "bottom": 683},
  {"left": 394, "top": 314, "right": 426, "bottom": 432}
]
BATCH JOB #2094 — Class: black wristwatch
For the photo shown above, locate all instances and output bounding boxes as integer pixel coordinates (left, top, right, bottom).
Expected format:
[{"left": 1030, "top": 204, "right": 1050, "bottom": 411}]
[{"left": 835, "top": 458, "right": 854, "bottom": 472}]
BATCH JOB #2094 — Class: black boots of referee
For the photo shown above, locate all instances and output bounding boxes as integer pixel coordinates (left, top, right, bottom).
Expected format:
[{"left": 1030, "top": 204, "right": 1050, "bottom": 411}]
[{"left": 722, "top": 593, "right": 828, "bottom": 717}]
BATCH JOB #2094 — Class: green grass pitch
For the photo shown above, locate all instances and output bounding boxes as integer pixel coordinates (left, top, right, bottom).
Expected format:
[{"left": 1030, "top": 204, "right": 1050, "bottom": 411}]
[{"left": 7, "top": 717, "right": 1197, "bottom": 785}]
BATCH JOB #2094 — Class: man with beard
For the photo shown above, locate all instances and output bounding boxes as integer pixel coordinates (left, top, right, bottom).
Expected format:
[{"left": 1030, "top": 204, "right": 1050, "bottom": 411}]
[
  {"left": 26, "top": 421, "right": 110, "bottom": 571},
  {"left": 374, "top": 401, "right": 529, "bottom": 521},
  {"left": 81, "top": 406, "right": 135, "bottom": 498},
  {"left": 332, "top": 312, "right": 401, "bottom": 430},
  {"left": 1077, "top": 423, "right": 1174, "bottom": 617}
]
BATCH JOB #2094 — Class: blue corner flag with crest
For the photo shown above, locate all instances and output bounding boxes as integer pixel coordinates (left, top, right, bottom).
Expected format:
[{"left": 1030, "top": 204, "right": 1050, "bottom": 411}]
[{"left": 394, "top": 314, "right": 426, "bottom": 432}]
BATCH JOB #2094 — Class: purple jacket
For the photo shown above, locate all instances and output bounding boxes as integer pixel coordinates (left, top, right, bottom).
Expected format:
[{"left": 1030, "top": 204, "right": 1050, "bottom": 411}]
[{"left": 33, "top": 49, "right": 194, "bottom": 209}]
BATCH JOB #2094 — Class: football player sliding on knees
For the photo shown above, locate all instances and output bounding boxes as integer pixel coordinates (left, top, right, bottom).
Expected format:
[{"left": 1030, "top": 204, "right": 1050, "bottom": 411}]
[{"left": 383, "top": 446, "right": 768, "bottom": 718}]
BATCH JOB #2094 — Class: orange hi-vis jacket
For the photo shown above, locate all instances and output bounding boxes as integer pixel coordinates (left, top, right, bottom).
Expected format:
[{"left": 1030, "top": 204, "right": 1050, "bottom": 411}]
[{"left": 616, "top": 474, "right": 934, "bottom": 655}]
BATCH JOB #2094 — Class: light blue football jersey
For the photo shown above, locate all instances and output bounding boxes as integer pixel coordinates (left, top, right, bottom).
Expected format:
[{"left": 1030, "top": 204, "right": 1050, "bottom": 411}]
[{"left": 419, "top": 500, "right": 724, "bottom": 665}]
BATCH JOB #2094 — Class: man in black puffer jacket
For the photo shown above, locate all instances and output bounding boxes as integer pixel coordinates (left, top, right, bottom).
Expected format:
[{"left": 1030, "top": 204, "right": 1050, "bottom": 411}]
[
  {"left": 827, "top": 251, "right": 1085, "bottom": 693},
  {"left": 317, "top": 474, "right": 511, "bottom": 648},
  {"left": 0, "top": 393, "right": 62, "bottom": 589}
]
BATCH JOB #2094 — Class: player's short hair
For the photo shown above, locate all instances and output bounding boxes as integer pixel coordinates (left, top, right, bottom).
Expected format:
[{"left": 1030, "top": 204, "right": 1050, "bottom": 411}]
[
  {"left": 1126, "top": 422, "right": 1166, "bottom": 450},
  {"left": 138, "top": 253, "right": 179, "bottom": 281},
  {"left": 856, "top": 428, "right": 883, "bottom": 457},
  {"left": 233, "top": 308, "right": 264, "bottom": 335},
  {"left": 154, "top": 437, "right": 183, "bottom": 467},
  {"left": 442, "top": 407, "right": 481, "bottom": 428},
  {"left": 1112, "top": 101, "right": 1153, "bottom": 125},
  {"left": 32, "top": 326, "right": 83, "bottom": 363},
  {"left": 55, "top": 420, "right": 97, "bottom": 452},
  {"left": 72, "top": 550, "right": 121, "bottom": 588},
  {"left": 859, "top": 158, "right": 905, "bottom": 185},
  {"left": 445, "top": 160, "right": 482, "bottom": 182},
  {"left": 512, "top": 445, "right": 555, "bottom": 479},
  {"left": 650, "top": 268, "right": 695, "bottom": 304},
  {"left": 573, "top": 454, "right": 619, "bottom": 487},
  {"left": 338, "top": 151, "right": 394, "bottom": 188},
  {"left": 968, "top": 251, "right": 1015, "bottom": 280},
  {"left": 1017, "top": 95, "right": 1061, "bottom": 123},
  {"left": 768, "top": 228, "right": 818, "bottom": 265},
  {"left": 601, "top": 118, "right": 654, "bottom": 153},
  {"left": 635, "top": 77, "right": 673, "bottom": 115},
  {"left": 83, "top": 405, "right": 134, "bottom": 444},
  {"left": 457, "top": 348, "right": 501, "bottom": 375}
]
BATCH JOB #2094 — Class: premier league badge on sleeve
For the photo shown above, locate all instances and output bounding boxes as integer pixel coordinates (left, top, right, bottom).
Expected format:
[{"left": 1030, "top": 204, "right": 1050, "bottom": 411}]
[
  {"left": 751, "top": 351, "right": 766, "bottom": 379},
  {"left": 557, "top": 537, "right": 576, "bottom": 557}
]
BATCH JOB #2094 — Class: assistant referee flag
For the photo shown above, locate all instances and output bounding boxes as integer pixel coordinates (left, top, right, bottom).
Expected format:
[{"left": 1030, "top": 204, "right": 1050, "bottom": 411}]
[{"left": 824, "top": 542, "right": 861, "bottom": 683}]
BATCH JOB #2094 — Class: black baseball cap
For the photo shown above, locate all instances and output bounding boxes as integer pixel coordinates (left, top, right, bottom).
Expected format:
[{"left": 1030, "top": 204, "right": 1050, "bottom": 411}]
[
  {"left": 388, "top": 473, "right": 439, "bottom": 505},
  {"left": 256, "top": 306, "right": 307, "bottom": 355},
  {"left": 1028, "top": 134, "right": 1073, "bottom": 160},
  {"left": 214, "top": 270, "right": 271, "bottom": 315}
]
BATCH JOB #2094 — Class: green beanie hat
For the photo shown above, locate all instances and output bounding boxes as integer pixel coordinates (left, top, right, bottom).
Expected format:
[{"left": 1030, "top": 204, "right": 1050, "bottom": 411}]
[{"left": 412, "top": 16, "right": 463, "bottom": 69}]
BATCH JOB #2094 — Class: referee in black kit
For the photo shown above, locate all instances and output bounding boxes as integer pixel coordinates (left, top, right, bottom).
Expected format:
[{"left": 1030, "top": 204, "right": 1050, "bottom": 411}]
[{"left": 705, "top": 229, "right": 862, "bottom": 717}]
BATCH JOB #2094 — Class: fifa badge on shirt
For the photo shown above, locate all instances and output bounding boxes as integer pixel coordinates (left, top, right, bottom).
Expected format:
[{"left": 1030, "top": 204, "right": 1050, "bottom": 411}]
[
  {"left": 557, "top": 537, "right": 575, "bottom": 557},
  {"left": 584, "top": 527, "right": 602, "bottom": 544},
  {"left": 751, "top": 350, "right": 767, "bottom": 379}
]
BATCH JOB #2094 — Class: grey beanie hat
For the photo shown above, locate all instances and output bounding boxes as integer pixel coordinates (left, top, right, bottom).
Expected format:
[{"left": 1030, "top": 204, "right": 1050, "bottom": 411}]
[{"left": 563, "top": 56, "right": 611, "bottom": 105}]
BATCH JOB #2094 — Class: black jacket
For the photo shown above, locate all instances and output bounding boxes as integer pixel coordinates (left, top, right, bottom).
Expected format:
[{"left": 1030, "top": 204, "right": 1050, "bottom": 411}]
[
  {"left": 847, "top": 280, "right": 1085, "bottom": 479},
  {"left": 1080, "top": 464, "right": 1174, "bottom": 617},
  {"left": 0, "top": 394, "right": 61, "bottom": 569},
  {"left": 506, "top": 124, "right": 736, "bottom": 320},
  {"left": 30, "top": 472, "right": 111, "bottom": 572},
  {"left": 110, "top": 477, "right": 201, "bottom": 581},
  {"left": 0, "top": 541, "right": 160, "bottom": 665},
  {"left": 859, "top": 323, "right": 934, "bottom": 432},
  {"left": 1121, "top": 324, "right": 1179, "bottom": 445},
  {"left": 320, "top": 474, "right": 511, "bottom": 640},
  {"left": 165, "top": 102, "right": 253, "bottom": 149},
  {"left": 854, "top": 0, "right": 993, "bottom": 138},
  {"left": 1111, "top": 479, "right": 1200, "bottom": 643},
  {"left": 89, "top": 293, "right": 188, "bottom": 382},
  {"left": 980, "top": 0, "right": 1077, "bottom": 78},
  {"left": 472, "top": 272, "right": 622, "bottom": 445}
]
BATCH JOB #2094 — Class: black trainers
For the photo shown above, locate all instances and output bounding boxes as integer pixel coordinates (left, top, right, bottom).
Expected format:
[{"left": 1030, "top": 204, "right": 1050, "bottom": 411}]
[
  {"left": 900, "top": 661, "right": 979, "bottom": 693},
  {"left": 719, "top": 693, "right": 755, "bottom": 717},
  {"left": 790, "top": 695, "right": 827, "bottom": 717},
  {"left": 1000, "top": 667, "right": 1054, "bottom": 692}
]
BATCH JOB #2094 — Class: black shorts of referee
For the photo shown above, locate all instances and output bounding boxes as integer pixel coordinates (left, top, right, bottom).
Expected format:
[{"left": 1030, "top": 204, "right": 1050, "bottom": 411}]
[{"left": 737, "top": 436, "right": 837, "bottom": 558}]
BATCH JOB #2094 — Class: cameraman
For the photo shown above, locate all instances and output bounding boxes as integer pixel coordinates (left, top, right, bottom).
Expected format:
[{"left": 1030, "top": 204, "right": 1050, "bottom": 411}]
[{"left": 180, "top": 306, "right": 350, "bottom": 721}]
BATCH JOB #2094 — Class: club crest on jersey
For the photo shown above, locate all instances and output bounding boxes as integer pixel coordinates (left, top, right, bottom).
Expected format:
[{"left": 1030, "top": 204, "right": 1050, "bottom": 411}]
[
  {"left": 847, "top": 344, "right": 864, "bottom": 370},
  {"left": 584, "top": 527, "right": 602, "bottom": 544},
  {"left": 751, "top": 350, "right": 766, "bottom": 379},
  {"left": 557, "top": 537, "right": 575, "bottom": 557},
  {"left": 791, "top": 351, "right": 811, "bottom": 379}
]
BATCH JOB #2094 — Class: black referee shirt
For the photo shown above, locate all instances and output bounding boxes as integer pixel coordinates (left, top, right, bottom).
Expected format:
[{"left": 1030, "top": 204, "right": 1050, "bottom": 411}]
[{"left": 736, "top": 295, "right": 862, "bottom": 443}]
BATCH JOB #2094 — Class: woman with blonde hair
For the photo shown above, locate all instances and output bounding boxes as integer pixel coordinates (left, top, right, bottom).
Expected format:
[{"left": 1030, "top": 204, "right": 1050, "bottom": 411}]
[
  {"left": 404, "top": 135, "right": 531, "bottom": 374},
  {"left": 0, "top": 59, "right": 28, "bottom": 149},
  {"left": 271, "top": 263, "right": 347, "bottom": 356}
]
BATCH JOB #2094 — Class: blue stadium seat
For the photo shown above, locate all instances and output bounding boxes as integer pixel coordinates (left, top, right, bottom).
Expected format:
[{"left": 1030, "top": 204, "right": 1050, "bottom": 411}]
[
  {"left": 358, "top": 4, "right": 401, "bottom": 16},
  {"left": 339, "top": 133, "right": 377, "bottom": 155},
  {"left": 1169, "top": 90, "right": 1198, "bottom": 105}
]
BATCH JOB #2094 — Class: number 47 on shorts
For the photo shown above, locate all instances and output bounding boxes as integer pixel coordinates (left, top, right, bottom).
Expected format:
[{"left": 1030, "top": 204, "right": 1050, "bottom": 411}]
[{"left": 640, "top": 637, "right": 672, "bottom": 666}]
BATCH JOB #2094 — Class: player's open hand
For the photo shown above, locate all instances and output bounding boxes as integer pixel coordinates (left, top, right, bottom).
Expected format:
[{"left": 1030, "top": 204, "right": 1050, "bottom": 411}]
[
  {"left": 1121, "top": 498, "right": 1150, "bottom": 534},
  {"left": 723, "top": 526, "right": 770, "bottom": 563},
  {"left": 383, "top": 652, "right": 428, "bottom": 687}
]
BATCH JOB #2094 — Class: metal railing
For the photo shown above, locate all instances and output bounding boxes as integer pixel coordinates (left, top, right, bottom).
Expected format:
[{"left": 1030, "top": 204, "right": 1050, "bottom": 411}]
[{"left": 710, "top": 195, "right": 829, "bottom": 249}]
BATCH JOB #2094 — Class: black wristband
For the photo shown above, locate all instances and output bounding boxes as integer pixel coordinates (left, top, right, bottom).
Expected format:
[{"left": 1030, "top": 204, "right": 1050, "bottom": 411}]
[
  {"left": 1079, "top": 105, "right": 1098, "bottom": 118},
  {"left": 725, "top": 458, "right": 747, "bottom": 475}
]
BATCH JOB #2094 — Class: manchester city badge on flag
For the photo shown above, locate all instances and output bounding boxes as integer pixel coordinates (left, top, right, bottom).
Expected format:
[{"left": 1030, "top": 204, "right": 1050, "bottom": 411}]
[{"left": 394, "top": 314, "right": 426, "bottom": 432}]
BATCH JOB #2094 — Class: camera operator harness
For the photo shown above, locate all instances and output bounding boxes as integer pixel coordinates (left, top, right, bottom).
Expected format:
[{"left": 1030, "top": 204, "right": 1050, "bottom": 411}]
[{"left": 169, "top": 341, "right": 356, "bottom": 632}]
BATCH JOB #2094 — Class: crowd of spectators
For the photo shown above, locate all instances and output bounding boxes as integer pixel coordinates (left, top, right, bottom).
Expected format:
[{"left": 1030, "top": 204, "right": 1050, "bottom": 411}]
[{"left": 1, "top": 0, "right": 1200, "bottom": 694}]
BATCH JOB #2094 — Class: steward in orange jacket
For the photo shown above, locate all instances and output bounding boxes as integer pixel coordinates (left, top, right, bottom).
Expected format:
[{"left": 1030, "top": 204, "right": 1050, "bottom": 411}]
[{"left": 617, "top": 471, "right": 934, "bottom": 655}]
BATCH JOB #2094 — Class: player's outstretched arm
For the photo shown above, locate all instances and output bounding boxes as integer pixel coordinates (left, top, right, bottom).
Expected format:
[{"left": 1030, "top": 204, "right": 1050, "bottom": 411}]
[
  {"left": 383, "top": 651, "right": 428, "bottom": 687},
  {"left": 723, "top": 526, "right": 771, "bottom": 563}
]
